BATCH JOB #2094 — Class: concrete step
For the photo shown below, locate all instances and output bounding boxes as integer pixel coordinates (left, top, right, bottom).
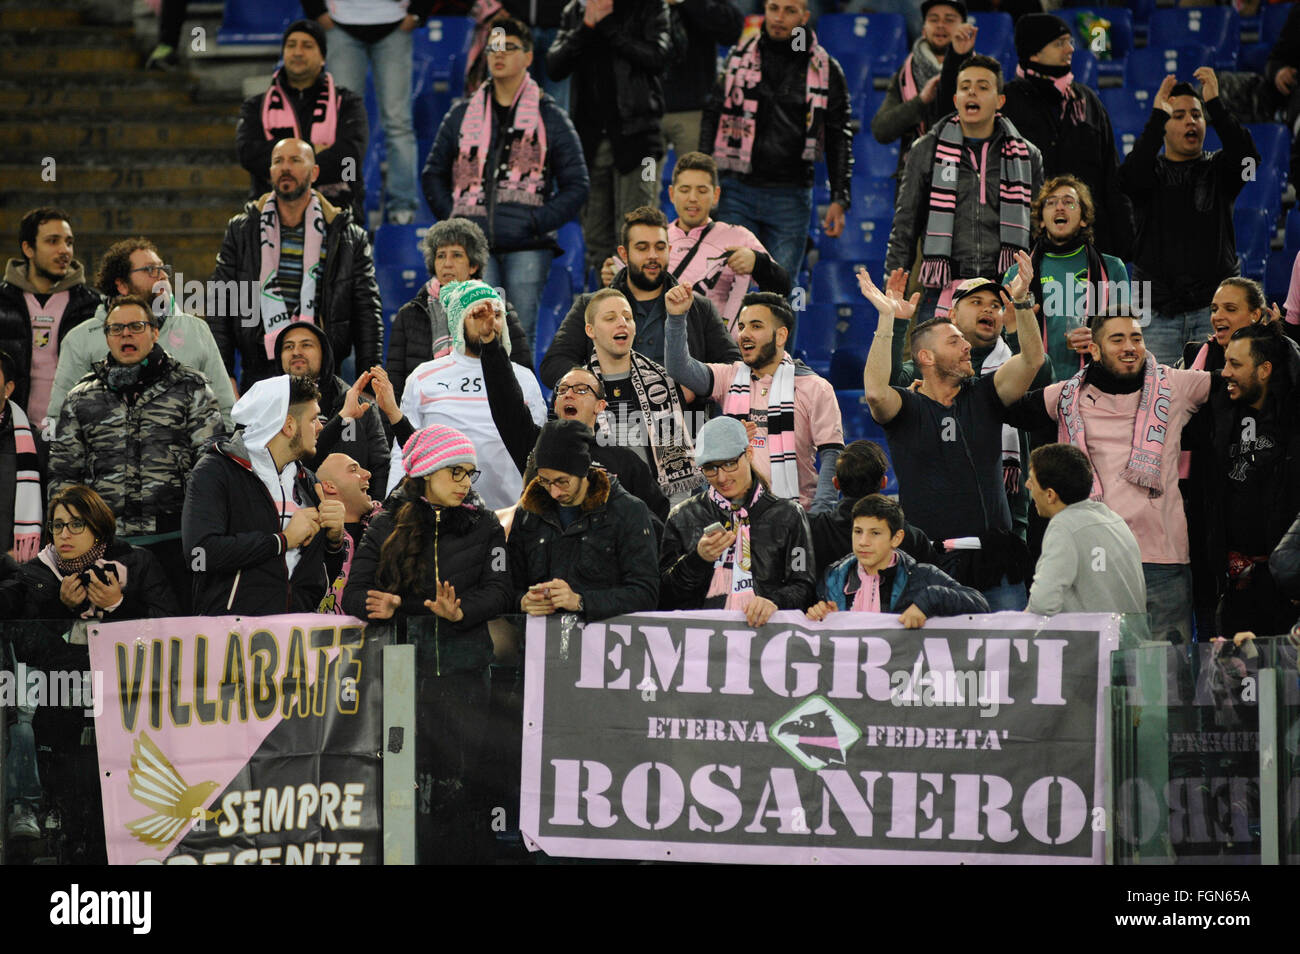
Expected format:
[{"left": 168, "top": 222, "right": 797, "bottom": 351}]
[
  {"left": 0, "top": 46, "right": 140, "bottom": 72},
  {"left": 0, "top": 84, "right": 196, "bottom": 110},
  {"left": 49, "top": 205, "right": 238, "bottom": 233},
  {"left": 0, "top": 164, "right": 248, "bottom": 192},
  {"left": 0, "top": 24, "right": 135, "bottom": 47},
  {"left": 0, "top": 8, "right": 82, "bottom": 28},
  {"left": 0, "top": 117, "right": 237, "bottom": 151}
]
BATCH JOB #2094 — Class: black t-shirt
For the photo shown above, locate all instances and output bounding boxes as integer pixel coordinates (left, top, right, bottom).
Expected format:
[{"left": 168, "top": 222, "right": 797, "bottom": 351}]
[
  {"left": 1225, "top": 402, "right": 1280, "bottom": 556},
  {"left": 602, "top": 371, "right": 652, "bottom": 470},
  {"left": 882, "top": 374, "right": 1011, "bottom": 541}
]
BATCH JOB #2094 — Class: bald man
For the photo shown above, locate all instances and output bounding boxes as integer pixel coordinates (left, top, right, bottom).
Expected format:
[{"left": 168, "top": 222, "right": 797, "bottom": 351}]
[
  {"left": 211, "top": 136, "right": 383, "bottom": 392},
  {"left": 315, "top": 451, "right": 381, "bottom": 614}
]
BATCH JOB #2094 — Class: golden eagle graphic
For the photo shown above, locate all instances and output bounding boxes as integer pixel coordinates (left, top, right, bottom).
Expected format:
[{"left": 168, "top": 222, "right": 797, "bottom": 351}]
[{"left": 124, "top": 733, "right": 223, "bottom": 849}]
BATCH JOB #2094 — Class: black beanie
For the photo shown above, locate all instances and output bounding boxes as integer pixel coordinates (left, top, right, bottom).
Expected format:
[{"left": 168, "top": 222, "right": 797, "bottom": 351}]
[
  {"left": 920, "top": 0, "right": 967, "bottom": 21},
  {"left": 533, "top": 420, "right": 596, "bottom": 477},
  {"left": 283, "top": 18, "right": 328, "bottom": 58},
  {"left": 1014, "top": 13, "right": 1070, "bottom": 64}
]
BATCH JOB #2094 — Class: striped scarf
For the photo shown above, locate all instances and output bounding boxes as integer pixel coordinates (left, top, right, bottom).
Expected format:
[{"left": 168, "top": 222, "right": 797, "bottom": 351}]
[
  {"left": 705, "top": 481, "right": 763, "bottom": 611},
  {"left": 713, "top": 31, "right": 830, "bottom": 174},
  {"left": 1018, "top": 63, "right": 1086, "bottom": 125},
  {"left": 258, "top": 193, "right": 326, "bottom": 359},
  {"left": 588, "top": 351, "right": 698, "bottom": 499},
  {"left": 919, "top": 115, "right": 1034, "bottom": 292},
  {"left": 260, "top": 68, "right": 339, "bottom": 150},
  {"left": 1057, "top": 355, "right": 1171, "bottom": 501},
  {"left": 451, "top": 74, "right": 549, "bottom": 217},
  {"left": 898, "top": 37, "right": 942, "bottom": 137},
  {"left": 723, "top": 353, "right": 799, "bottom": 501},
  {"left": 5, "top": 400, "right": 41, "bottom": 560}
]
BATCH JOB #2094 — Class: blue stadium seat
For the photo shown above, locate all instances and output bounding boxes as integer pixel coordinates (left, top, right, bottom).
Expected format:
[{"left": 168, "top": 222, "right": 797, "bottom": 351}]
[
  {"left": 1071, "top": 48, "right": 1098, "bottom": 89},
  {"left": 1098, "top": 87, "right": 1154, "bottom": 158},
  {"left": 812, "top": 260, "right": 875, "bottom": 306},
  {"left": 967, "top": 12, "right": 1016, "bottom": 78},
  {"left": 1286, "top": 206, "right": 1300, "bottom": 252},
  {"left": 413, "top": 17, "right": 475, "bottom": 98},
  {"left": 834, "top": 390, "right": 898, "bottom": 493},
  {"left": 1124, "top": 45, "right": 1214, "bottom": 94},
  {"left": 855, "top": 85, "right": 885, "bottom": 128},
  {"left": 829, "top": 345, "right": 868, "bottom": 390},
  {"left": 1130, "top": 0, "right": 1156, "bottom": 28},
  {"left": 374, "top": 224, "right": 429, "bottom": 273},
  {"left": 1262, "top": 1, "right": 1295, "bottom": 43},
  {"left": 833, "top": 51, "right": 874, "bottom": 101},
  {"left": 815, "top": 13, "right": 908, "bottom": 79},
  {"left": 1266, "top": 248, "right": 1295, "bottom": 308},
  {"left": 555, "top": 222, "right": 585, "bottom": 293},
  {"left": 217, "top": 0, "right": 296, "bottom": 44},
  {"left": 1149, "top": 7, "right": 1238, "bottom": 71},
  {"left": 535, "top": 266, "right": 575, "bottom": 367},
  {"left": 793, "top": 302, "right": 843, "bottom": 376},
  {"left": 853, "top": 178, "right": 896, "bottom": 220},
  {"left": 857, "top": 137, "right": 900, "bottom": 180},
  {"left": 375, "top": 264, "right": 424, "bottom": 354},
  {"left": 1235, "top": 207, "right": 1272, "bottom": 281},
  {"left": 1238, "top": 166, "right": 1284, "bottom": 219},
  {"left": 820, "top": 216, "right": 890, "bottom": 263},
  {"left": 1059, "top": 6, "right": 1134, "bottom": 81},
  {"left": 1244, "top": 123, "right": 1290, "bottom": 185}
]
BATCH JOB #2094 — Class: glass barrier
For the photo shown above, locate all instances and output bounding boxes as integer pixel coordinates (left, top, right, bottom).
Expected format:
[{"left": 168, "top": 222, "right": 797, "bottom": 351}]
[{"left": 1109, "top": 628, "right": 1298, "bottom": 865}]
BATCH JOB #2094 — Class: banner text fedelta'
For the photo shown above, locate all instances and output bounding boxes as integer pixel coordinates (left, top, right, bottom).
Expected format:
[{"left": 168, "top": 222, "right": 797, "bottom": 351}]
[
  {"left": 113, "top": 624, "right": 365, "bottom": 732},
  {"left": 575, "top": 623, "right": 1066, "bottom": 708}
]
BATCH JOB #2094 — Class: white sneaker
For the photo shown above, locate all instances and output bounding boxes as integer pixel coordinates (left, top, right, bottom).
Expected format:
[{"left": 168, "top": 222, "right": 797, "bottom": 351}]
[{"left": 8, "top": 804, "right": 39, "bottom": 840}]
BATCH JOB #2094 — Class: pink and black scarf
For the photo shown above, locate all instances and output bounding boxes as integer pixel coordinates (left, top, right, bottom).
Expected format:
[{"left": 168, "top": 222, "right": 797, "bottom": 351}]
[
  {"left": 919, "top": 115, "right": 1033, "bottom": 291},
  {"left": 451, "top": 74, "right": 548, "bottom": 217},
  {"left": 3, "top": 400, "right": 41, "bottom": 560},
  {"left": 260, "top": 68, "right": 339, "bottom": 150},
  {"left": 713, "top": 31, "right": 830, "bottom": 174},
  {"left": 1057, "top": 355, "right": 1171, "bottom": 500},
  {"left": 705, "top": 482, "right": 764, "bottom": 611},
  {"left": 723, "top": 353, "right": 798, "bottom": 501}
]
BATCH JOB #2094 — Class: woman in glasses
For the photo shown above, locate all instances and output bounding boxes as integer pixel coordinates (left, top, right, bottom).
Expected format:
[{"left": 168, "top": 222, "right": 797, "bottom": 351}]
[
  {"left": 17, "top": 483, "right": 178, "bottom": 620},
  {"left": 342, "top": 424, "right": 511, "bottom": 863},
  {"left": 660, "top": 415, "right": 816, "bottom": 626}
]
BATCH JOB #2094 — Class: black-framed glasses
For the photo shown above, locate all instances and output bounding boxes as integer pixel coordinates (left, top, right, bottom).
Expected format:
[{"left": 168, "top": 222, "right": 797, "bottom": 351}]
[
  {"left": 104, "top": 320, "right": 152, "bottom": 336},
  {"left": 447, "top": 466, "right": 481, "bottom": 484},
  {"left": 127, "top": 263, "right": 173, "bottom": 279},
  {"left": 535, "top": 473, "right": 576, "bottom": 492},
  {"left": 554, "top": 384, "right": 596, "bottom": 397},
  {"left": 50, "top": 519, "right": 88, "bottom": 535},
  {"left": 700, "top": 455, "right": 744, "bottom": 478}
]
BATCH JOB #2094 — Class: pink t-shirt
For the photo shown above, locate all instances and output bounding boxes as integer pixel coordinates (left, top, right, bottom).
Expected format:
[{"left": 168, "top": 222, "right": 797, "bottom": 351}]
[
  {"left": 707, "top": 362, "right": 844, "bottom": 509},
  {"left": 1044, "top": 368, "right": 1211, "bottom": 564}
]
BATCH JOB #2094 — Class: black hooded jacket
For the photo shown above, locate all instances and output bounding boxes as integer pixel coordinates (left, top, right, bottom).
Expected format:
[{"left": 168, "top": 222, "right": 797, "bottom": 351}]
[
  {"left": 272, "top": 321, "right": 390, "bottom": 492},
  {"left": 182, "top": 429, "right": 345, "bottom": 616}
]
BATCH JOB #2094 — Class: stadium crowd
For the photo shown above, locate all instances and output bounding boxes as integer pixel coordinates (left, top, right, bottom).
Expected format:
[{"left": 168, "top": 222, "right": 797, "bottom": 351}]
[{"left": 4, "top": 0, "right": 1300, "bottom": 861}]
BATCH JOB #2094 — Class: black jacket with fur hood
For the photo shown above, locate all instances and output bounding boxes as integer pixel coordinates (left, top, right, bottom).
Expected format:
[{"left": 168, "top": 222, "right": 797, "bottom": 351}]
[{"left": 506, "top": 467, "right": 659, "bottom": 621}]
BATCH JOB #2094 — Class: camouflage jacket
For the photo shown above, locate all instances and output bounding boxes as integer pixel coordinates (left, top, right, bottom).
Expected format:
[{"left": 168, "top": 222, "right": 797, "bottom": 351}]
[{"left": 48, "top": 347, "right": 225, "bottom": 537}]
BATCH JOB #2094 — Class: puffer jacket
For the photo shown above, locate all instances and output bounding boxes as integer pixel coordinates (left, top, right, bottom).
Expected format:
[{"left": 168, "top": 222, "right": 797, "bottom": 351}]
[
  {"left": 538, "top": 266, "right": 739, "bottom": 389},
  {"left": 1000, "top": 74, "right": 1133, "bottom": 260},
  {"left": 386, "top": 282, "right": 533, "bottom": 399},
  {"left": 271, "top": 321, "right": 390, "bottom": 492},
  {"left": 547, "top": 0, "right": 672, "bottom": 172},
  {"left": 47, "top": 347, "right": 225, "bottom": 538},
  {"left": 421, "top": 82, "right": 590, "bottom": 253},
  {"left": 885, "top": 115, "right": 1044, "bottom": 280},
  {"left": 507, "top": 468, "right": 660, "bottom": 621},
  {"left": 182, "top": 429, "right": 344, "bottom": 616},
  {"left": 18, "top": 540, "right": 179, "bottom": 621},
  {"left": 819, "top": 549, "right": 989, "bottom": 617},
  {"left": 699, "top": 29, "right": 854, "bottom": 207},
  {"left": 210, "top": 191, "right": 382, "bottom": 391},
  {"left": 659, "top": 483, "right": 816, "bottom": 611},
  {"left": 0, "top": 259, "right": 104, "bottom": 413},
  {"left": 342, "top": 482, "right": 512, "bottom": 675}
]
